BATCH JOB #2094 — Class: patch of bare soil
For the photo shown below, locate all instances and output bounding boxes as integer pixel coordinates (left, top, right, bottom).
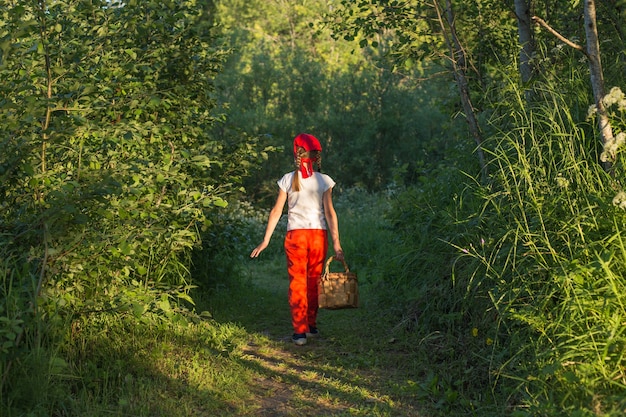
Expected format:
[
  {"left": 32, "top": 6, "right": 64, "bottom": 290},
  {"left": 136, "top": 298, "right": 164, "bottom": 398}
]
[
  {"left": 239, "top": 335, "right": 424, "bottom": 417},
  {"left": 240, "top": 340, "right": 347, "bottom": 416}
]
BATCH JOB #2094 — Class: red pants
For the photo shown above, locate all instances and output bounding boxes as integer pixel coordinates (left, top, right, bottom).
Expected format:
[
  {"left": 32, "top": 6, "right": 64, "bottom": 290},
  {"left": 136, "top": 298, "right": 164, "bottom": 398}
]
[{"left": 284, "top": 229, "right": 328, "bottom": 335}]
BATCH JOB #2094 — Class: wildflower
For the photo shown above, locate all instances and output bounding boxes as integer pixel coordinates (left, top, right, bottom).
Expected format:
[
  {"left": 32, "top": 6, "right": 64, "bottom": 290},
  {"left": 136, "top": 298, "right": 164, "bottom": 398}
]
[
  {"left": 588, "top": 87, "right": 626, "bottom": 120},
  {"left": 617, "top": 132, "right": 626, "bottom": 148},
  {"left": 472, "top": 328, "right": 478, "bottom": 337},
  {"left": 601, "top": 132, "right": 625, "bottom": 163},
  {"left": 602, "top": 87, "right": 626, "bottom": 110},
  {"left": 612, "top": 191, "right": 626, "bottom": 210},
  {"left": 556, "top": 174, "right": 569, "bottom": 189},
  {"left": 486, "top": 338, "right": 493, "bottom": 346},
  {"left": 551, "top": 44, "right": 564, "bottom": 54}
]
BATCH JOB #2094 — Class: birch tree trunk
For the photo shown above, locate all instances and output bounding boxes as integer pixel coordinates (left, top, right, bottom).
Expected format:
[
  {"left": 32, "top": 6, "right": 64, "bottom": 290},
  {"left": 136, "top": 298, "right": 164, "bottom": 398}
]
[
  {"left": 514, "top": 0, "right": 534, "bottom": 85},
  {"left": 515, "top": 0, "right": 535, "bottom": 102},
  {"left": 584, "top": 0, "right": 613, "bottom": 170},
  {"left": 532, "top": 0, "right": 614, "bottom": 171}
]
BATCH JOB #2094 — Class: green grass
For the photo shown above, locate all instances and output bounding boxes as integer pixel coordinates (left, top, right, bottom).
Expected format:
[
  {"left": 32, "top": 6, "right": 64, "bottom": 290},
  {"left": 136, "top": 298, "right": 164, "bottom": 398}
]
[
  {"left": 1, "top": 190, "right": 448, "bottom": 417},
  {"left": 197, "top": 254, "right": 429, "bottom": 416},
  {"left": 11, "top": 106, "right": 626, "bottom": 416},
  {"left": 190, "top": 189, "right": 440, "bottom": 416}
]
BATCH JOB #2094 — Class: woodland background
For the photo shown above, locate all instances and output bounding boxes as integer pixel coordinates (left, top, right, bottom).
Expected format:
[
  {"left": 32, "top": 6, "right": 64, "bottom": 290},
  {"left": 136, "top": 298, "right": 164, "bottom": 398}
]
[{"left": 1, "top": 0, "right": 626, "bottom": 416}]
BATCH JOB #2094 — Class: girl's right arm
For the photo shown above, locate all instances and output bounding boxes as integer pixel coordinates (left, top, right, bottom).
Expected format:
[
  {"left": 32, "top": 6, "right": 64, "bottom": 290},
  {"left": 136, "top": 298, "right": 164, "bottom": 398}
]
[
  {"left": 250, "top": 189, "right": 287, "bottom": 258},
  {"left": 323, "top": 187, "right": 344, "bottom": 261}
]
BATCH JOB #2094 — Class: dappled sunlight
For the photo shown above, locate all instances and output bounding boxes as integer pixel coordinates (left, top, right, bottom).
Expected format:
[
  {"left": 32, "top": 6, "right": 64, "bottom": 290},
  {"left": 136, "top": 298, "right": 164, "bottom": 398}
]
[
  {"left": 64, "top": 308, "right": 423, "bottom": 416},
  {"left": 2, "top": 0, "right": 625, "bottom": 416},
  {"left": 234, "top": 333, "right": 422, "bottom": 416},
  {"left": 204, "top": 251, "right": 426, "bottom": 416}
]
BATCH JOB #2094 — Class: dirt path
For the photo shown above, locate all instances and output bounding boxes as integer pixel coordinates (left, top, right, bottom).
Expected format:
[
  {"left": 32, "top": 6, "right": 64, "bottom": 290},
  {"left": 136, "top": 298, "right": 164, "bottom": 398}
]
[
  {"left": 238, "top": 333, "right": 424, "bottom": 417},
  {"left": 205, "top": 258, "right": 427, "bottom": 416}
]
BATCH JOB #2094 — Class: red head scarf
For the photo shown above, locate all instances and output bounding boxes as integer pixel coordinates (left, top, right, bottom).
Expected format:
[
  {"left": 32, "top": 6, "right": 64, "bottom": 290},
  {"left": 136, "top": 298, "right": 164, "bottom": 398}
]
[{"left": 293, "top": 133, "right": 322, "bottom": 178}]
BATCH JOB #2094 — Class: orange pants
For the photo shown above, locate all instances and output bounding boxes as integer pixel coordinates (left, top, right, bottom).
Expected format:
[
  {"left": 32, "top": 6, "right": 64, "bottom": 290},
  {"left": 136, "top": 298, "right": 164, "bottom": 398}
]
[{"left": 284, "top": 229, "right": 328, "bottom": 335}]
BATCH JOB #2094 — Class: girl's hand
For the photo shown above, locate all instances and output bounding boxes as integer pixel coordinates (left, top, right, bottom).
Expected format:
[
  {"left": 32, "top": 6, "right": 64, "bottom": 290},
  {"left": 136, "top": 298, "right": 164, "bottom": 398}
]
[
  {"left": 250, "top": 242, "right": 268, "bottom": 258},
  {"left": 334, "top": 249, "right": 344, "bottom": 261}
]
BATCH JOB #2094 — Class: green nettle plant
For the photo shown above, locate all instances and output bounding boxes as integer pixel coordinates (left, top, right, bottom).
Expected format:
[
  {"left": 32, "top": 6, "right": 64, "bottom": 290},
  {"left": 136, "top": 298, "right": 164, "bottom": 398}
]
[{"left": 0, "top": 0, "right": 262, "bottom": 386}]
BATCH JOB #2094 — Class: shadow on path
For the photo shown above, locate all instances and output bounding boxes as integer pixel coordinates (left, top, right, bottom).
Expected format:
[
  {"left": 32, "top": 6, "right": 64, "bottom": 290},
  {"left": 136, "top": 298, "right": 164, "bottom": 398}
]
[{"left": 205, "top": 258, "right": 427, "bottom": 417}]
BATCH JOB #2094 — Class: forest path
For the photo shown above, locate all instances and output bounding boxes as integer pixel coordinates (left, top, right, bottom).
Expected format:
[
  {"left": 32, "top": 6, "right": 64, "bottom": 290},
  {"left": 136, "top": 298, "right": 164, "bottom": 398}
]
[{"left": 206, "top": 257, "right": 426, "bottom": 417}]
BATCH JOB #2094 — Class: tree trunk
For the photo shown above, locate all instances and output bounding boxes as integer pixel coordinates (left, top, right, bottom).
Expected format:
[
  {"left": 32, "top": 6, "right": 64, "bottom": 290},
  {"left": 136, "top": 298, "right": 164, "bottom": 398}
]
[
  {"left": 514, "top": 0, "right": 534, "bottom": 86},
  {"left": 532, "top": 0, "right": 614, "bottom": 172},
  {"left": 434, "top": 0, "right": 487, "bottom": 180},
  {"left": 584, "top": 0, "right": 613, "bottom": 170}
]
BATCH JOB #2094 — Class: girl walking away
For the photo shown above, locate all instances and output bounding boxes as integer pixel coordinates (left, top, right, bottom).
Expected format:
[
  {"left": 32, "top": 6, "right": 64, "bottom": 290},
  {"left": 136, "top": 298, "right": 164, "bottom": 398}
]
[{"left": 250, "top": 133, "right": 344, "bottom": 346}]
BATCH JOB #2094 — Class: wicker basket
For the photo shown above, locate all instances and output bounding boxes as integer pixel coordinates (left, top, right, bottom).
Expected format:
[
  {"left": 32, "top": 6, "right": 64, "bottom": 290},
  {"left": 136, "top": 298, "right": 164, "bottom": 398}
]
[{"left": 318, "top": 256, "right": 359, "bottom": 310}]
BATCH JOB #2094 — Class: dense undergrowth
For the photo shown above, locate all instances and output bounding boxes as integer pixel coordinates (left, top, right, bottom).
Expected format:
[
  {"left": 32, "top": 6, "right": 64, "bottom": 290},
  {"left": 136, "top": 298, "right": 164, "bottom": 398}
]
[
  {"left": 3, "top": 84, "right": 626, "bottom": 416},
  {"left": 380, "top": 82, "right": 626, "bottom": 415}
]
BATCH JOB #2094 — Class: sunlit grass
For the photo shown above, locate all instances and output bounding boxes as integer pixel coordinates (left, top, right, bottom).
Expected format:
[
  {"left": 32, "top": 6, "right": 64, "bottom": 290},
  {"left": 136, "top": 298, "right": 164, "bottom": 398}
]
[
  {"left": 56, "top": 315, "right": 252, "bottom": 417},
  {"left": 0, "top": 188, "right": 432, "bottom": 417},
  {"left": 15, "top": 130, "right": 626, "bottom": 416},
  {"left": 456, "top": 79, "right": 626, "bottom": 415}
]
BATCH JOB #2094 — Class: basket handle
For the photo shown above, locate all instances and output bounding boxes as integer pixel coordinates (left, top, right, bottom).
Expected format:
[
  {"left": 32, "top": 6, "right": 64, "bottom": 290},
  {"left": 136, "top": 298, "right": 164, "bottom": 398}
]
[{"left": 324, "top": 256, "right": 350, "bottom": 275}]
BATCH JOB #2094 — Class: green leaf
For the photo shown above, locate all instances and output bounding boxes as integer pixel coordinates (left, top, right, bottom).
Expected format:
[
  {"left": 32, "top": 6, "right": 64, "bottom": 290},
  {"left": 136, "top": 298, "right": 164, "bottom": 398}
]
[
  {"left": 158, "top": 295, "right": 171, "bottom": 313},
  {"left": 131, "top": 302, "right": 146, "bottom": 317},
  {"left": 124, "top": 49, "right": 137, "bottom": 59},
  {"left": 191, "top": 155, "right": 212, "bottom": 167},
  {"left": 177, "top": 292, "right": 195, "bottom": 305},
  {"left": 119, "top": 241, "right": 133, "bottom": 256},
  {"left": 49, "top": 356, "right": 69, "bottom": 375},
  {"left": 213, "top": 197, "right": 228, "bottom": 208}
]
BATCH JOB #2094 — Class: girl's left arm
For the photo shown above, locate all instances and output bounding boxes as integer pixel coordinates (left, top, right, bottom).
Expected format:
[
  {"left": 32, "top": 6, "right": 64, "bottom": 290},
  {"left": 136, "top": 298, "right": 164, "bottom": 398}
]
[
  {"left": 250, "top": 189, "right": 287, "bottom": 258},
  {"left": 323, "top": 188, "right": 344, "bottom": 260}
]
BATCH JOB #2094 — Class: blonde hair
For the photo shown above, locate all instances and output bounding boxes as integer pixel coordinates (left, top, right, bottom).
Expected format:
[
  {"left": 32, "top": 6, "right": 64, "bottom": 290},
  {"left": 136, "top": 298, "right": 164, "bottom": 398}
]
[{"left": 292, "top": 147, "right": 322, "bottom": 192}]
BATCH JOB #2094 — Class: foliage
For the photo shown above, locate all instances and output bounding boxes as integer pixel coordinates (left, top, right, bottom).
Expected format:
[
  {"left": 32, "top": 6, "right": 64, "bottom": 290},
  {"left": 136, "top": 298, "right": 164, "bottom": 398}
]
[
  {"left": 380, "top": 62, "right": 626, "bottom": 414},
  {"left": 0, "top": 0, "right": 244, "bottom": 308},
  {"left": 0, "top": 0, "right": 625, "bottom": 415},
  {"left": 212, "top": 0, "right": 454, "bottom": 202},
  {"left": 0, "top": 0, "right": 266, "bottom": 404},
  {"left": 473, "top": 81, "right": 626, "bottom": 415},
  {"left": 210, "top": 1, "right": 626, "bottom": 413},
  {"left": 325, "top": 1, "right": 519, "bottom": 111},
  {"left": 191, "top": 200, "right": 273, "bottom": 291}
]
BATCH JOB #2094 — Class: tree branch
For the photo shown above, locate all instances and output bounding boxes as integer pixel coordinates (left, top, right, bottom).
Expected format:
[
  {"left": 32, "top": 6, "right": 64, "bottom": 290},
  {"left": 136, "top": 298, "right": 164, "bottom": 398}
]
[{"left": 531, "top": 16, "right": 588, "bottom": 57}]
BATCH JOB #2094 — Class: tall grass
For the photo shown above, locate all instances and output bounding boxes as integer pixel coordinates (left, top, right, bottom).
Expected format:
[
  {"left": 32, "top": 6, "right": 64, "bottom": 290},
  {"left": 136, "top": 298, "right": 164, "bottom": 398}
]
[
  {"left": 374, "top": 149, "right": 512, "bottom": 414},
  {"left": 0, "top": 214, "right": 254, "bottom": 416},
  {"left": 465, "top": 81, "right": 626, "bottom": 415},
  {"left": 0, "top": 249, "right": 253, "bottom": 416},
  {"left": 0, "top": 252, "right": 68, "bottom": 416},
  {"left": 383, "top": 79, "right": 626, "bottom": 415}
]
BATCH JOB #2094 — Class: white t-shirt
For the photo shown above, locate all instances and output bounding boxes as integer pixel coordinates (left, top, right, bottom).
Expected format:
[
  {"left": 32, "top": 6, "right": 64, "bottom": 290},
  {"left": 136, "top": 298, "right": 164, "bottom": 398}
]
[{"left": 277, "top": 171, "right": 336, "bottom": 231}]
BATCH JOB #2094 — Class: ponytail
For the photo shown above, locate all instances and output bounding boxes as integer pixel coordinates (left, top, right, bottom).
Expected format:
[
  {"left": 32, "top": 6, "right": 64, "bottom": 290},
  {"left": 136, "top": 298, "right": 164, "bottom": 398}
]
[
  {"left": 292, "top": 148, "right": 321, "bottom": 192},
  {"left": 292, "top": 162, "right": 301, "bottom": 192}
]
